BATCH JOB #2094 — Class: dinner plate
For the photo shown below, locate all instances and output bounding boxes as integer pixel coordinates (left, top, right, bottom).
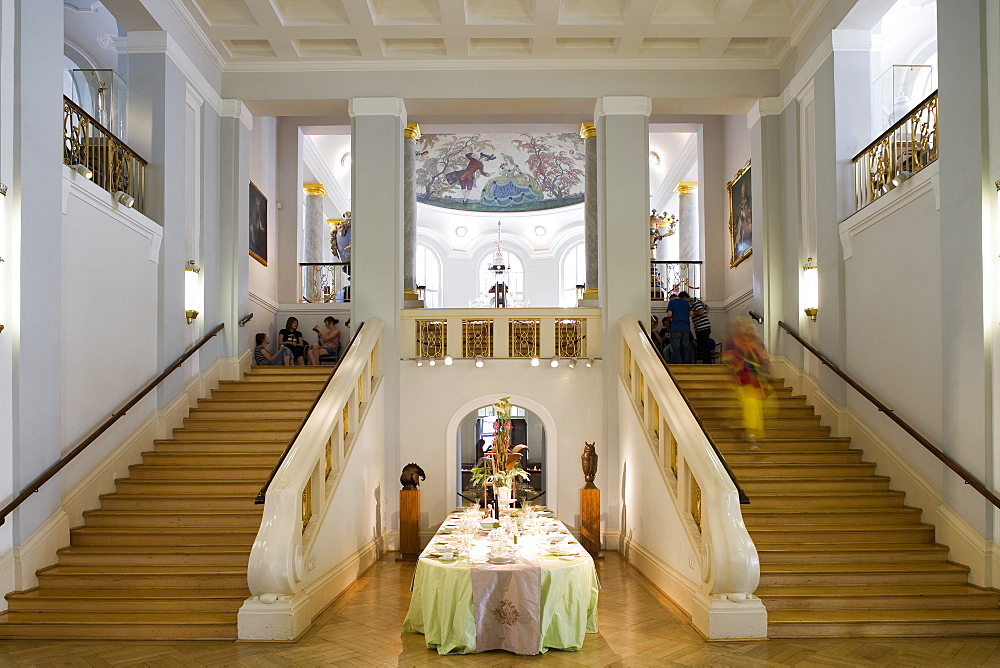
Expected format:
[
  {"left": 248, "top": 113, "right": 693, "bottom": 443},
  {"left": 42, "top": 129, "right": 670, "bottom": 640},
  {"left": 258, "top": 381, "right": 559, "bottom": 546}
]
[{"left": 487, "top": 555, "right": 514, "bottom": 564}]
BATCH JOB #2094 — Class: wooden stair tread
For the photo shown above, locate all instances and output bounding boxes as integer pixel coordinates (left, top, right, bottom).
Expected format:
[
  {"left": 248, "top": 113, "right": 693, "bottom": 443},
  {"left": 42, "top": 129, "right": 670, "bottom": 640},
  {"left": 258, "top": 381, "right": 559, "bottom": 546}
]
[
  {"left": 14, "top": 586, "right": 248, "bottom": 598},
  {"left": 756, "top": 584, "right": 998, "bottom": 596},
  {"left": 768, "top": 609, "right": 1000, "bottom": 622},
  {"left": 39, "top": 565, "right": 248, "bottom": 575},
  {"left": 761, "top": 561, "right": 969, "bottom": 574}
]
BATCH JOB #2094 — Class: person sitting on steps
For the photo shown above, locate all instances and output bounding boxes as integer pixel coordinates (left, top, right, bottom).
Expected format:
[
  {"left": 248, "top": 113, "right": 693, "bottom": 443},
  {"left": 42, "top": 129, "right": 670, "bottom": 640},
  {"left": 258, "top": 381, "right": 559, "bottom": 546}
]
[
  {"left": 313, "top": 316, "right": 342, "bottom": 363},
  {"left": 254, "top": 333, "right": 293, "bottom": 366}
]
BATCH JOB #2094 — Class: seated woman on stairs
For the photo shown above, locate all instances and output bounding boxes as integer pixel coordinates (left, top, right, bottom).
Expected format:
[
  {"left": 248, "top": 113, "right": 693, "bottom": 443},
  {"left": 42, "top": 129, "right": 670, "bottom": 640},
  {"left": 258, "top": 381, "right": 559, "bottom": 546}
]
[
  {"left": 313, "top": 316, "right": 342, "bottom": 363},
  {"left": 254, "top": 333, "right": 293, "bottom": 366}
]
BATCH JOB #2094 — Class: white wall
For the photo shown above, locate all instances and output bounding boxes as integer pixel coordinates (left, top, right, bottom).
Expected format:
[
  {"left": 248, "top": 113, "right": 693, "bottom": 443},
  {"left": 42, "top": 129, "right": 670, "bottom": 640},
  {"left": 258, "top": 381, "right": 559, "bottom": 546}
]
[
  {"left": 248, "top": 116, "right": 279, "bottom": 337},
  {"left": 722, "top": 114, "right": 753, "bottom": 311},
  {"left": 398, "top": 361, "right": 604, "bottom": 541}
]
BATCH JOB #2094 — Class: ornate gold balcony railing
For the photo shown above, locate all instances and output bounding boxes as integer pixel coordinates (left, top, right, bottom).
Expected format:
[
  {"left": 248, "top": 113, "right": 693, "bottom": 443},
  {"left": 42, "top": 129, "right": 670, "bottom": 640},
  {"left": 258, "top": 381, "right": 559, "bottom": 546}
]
[
  {"left": 650, "top": 260, "right": 702, "bottom": 301},
  {"left": 300, "top": 262, "right": 351, "bottom": 303},
  {"left": 853, "top": 90, "right": 938, "bottom": 211},
  {"left": 63, "top": 96, "right": 146, "bottom": 213}
]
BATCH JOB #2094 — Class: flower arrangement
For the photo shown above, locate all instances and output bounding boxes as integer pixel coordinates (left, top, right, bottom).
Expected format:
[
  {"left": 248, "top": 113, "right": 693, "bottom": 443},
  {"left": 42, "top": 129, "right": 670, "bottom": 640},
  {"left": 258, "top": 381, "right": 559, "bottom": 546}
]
[{"left": 470, "top": 396, "right": 530, "bottom": 492}]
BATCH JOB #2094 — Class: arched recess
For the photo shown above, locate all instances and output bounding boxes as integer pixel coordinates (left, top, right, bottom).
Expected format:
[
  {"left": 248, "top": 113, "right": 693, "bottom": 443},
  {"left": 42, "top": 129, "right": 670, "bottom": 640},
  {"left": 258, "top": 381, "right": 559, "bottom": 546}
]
[{"left": 444, "top": 393, "right": 559, "bottom": 517}]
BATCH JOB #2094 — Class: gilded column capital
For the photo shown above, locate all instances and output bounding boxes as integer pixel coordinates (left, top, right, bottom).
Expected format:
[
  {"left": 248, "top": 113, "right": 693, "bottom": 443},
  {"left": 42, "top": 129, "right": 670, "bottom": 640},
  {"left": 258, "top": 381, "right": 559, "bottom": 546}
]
[
  {"left": 403, "top": 123, "right": 421, "bottom": 140},
  {"left": 579, "top": 122, "right": 597, "bottom": 139},
  {"left": 675, "top": 182, "right": 698, "bottom": 195},
  {"left": 303, "top": 183, "right": 327, "bottom": 197}
]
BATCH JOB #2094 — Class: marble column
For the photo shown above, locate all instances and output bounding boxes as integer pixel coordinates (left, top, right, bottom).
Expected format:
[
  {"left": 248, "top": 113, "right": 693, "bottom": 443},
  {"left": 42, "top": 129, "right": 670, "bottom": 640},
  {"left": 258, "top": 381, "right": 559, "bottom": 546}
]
[
  {"left": 403, "top": 123, "right": 421, "bottom": 304},
  {"left": 580, "top": 122, "right": 598, "bottom": 300},
  {"left": 676, "top": 182, "right": 698, "bottom": 260}
]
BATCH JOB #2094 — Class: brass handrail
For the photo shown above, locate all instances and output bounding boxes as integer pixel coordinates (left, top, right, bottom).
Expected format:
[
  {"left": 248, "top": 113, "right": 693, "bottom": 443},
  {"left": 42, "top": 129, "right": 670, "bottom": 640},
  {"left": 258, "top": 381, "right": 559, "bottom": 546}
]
[
  {"left": 0, "top": 323, "right": 225, "bottom": 526},
  {"left": 255, "top": 322, "right": 365, "bottom": 505},
  {"left": 642, "top": 322, "right": 749, "bottom": 504},
  {"left": 63, "top": 96, "right": 147, "bottom": 213},
  {"left": 778, "top": 321, "right": 1000, "bottom": 509}
]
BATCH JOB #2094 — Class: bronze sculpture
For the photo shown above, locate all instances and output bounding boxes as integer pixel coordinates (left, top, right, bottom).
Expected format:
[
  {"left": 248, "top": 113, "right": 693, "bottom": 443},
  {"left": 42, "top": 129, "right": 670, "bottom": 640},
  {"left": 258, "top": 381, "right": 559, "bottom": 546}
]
[
  {"left": 400, "top": 463, "right": 426, "bottom": 490},
  {"left": 581, "top": 442, "right": 598, "bottom": 489}
]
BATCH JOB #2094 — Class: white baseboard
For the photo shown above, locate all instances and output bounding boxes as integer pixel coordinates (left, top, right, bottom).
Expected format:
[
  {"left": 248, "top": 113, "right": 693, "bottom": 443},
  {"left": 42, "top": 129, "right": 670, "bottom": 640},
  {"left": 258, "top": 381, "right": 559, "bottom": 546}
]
[
  {"left": 622, "top": 537, "right": 766, "bottom": 639},
  {"left": 0, "top": 355, "right": 239, "bottom": 608},
  {"left": 771, "top": 356, "right": 995, "bottom": 588},
  {"left": 238, "top": 534, "right": 384, "bottom": 640}
]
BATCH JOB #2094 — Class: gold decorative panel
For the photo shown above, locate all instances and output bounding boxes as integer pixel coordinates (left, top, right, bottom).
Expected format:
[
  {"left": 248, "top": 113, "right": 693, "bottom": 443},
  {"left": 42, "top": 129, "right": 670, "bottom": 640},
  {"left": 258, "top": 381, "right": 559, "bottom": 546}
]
[
  {"left": 325, "top": 437, "right": 333, "bottom": 479},
  {"left": 462, "top": 319, "right": 493, "bottom": 358},
  {"left": 509, "top": 319, "right": 540, "bottom": 357},
  {"left": 691, "top": 474, "right": 702, "bottom": 532},
  {"left": 302, "top": 483, "right": 313, "bottom": 529},
  {"left": 555, "top": 318, "right": 586, "bottom": 357},
  {"left": 415, "top": 319, "right": 447, "bottom": 359}
]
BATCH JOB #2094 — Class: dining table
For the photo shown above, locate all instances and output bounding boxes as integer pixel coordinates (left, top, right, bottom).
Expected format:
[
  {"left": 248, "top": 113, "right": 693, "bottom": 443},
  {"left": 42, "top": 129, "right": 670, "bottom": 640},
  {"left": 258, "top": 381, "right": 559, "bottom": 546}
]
[{"left": 402, "top": 507, "right": 599, "bottom": 655}]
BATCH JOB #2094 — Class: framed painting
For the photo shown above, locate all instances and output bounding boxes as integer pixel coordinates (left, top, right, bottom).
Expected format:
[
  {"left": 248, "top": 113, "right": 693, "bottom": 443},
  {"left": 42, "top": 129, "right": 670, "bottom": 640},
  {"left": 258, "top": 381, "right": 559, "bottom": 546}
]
[
  {"left": 249, "top": 181, "right": 267, "bottom": 266},
  {"left": 727, "top": 160, "right": 752, "bottom": 268}
]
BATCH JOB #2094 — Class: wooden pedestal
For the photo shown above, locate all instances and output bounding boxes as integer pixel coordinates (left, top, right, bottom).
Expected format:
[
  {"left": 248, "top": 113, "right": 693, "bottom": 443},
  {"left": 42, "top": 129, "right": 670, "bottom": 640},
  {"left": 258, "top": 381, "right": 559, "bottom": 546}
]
[
  {"left": 398, "top": 489, "right": 420, "bottom": 561},
  {"left": 580, "top": 487, "right": 602, "bottom": 557}
]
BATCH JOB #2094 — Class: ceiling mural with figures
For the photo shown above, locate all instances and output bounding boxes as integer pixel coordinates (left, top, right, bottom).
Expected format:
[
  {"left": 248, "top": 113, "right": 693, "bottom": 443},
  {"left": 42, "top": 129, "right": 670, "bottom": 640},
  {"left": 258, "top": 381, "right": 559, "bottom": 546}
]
[{"left": 415, "top": 133, "right": 585, "bottom": 213}]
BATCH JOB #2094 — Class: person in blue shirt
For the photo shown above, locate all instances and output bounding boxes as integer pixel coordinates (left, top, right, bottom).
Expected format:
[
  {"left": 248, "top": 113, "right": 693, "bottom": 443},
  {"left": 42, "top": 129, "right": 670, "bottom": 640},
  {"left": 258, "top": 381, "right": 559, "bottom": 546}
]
[{"left": 665, "top": 291, "right": 693, "bottom": 364}]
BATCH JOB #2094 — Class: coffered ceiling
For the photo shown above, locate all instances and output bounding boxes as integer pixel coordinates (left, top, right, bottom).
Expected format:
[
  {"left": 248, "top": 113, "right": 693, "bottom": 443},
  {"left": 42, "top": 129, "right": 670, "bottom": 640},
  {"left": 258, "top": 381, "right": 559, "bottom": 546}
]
[{"left": 171, "top": 0, "right": 825, "bottom": 69}]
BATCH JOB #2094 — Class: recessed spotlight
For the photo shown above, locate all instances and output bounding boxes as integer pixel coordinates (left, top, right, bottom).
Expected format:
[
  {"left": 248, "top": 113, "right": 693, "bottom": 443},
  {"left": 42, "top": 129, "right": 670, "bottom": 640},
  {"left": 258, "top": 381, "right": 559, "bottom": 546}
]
[
  {"left": 114, "top": 191, "right": 135, "bottom": 208},
  {"left": 444, "top": 355, "right": 453, "bottom": 366},
  {"left": 475, "top": 355, "right": 484, "bottom": 368},
  {"left": 73, "top": 164, "right": 93, "bottom": 179},
  {"left": 550, "top": 358, "right": 559, "bottom": 368},
  {"left": 416, "top": 358, "right": 424, "bottom": 367},
  {"left": 455, "top": 226, "right": 468, "bottom": 237},
  {"left": 429, "top": 358, "right": 436, "bottom": 366},
  {"left": 530, "top": 357, "right": 540, "bottom": 367},
  {"left": 585, "top": 358, "right": 594, "bottom": 368},
  {"left": 534, "top": 226, "right": 546, "bottom": 236},
  {"left": 568, "top": 359, "right": 577, "bottom": 368}
]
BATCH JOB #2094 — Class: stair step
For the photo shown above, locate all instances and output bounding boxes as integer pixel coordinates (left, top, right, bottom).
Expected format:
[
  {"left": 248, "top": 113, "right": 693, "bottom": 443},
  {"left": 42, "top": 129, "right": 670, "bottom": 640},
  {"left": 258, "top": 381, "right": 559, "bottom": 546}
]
[
  {"left": 36, "top": 565, "right": 249, "bottom": 588},
  {"left": 749, "top": 523, "right": 935, "bottom": 543},
  {"left": 766, "top": 608, "right": 1000, "bottom": 638},
  {"left": 55, "top": 545, "right": 251, "bottom": 566},
  {"left": 196, "top": 398, "right": 313, "bottom": 411},
  {"left": 709, "top": 426, "right": 832, "bottom": 438},
  {"left": 81, "top": 509, "right": 263, "bottom": 528},
  {"left": 703, "top": 416, "right": 824, "bottom": 429},
  {"left": 740, "top": 490, "right": 906, "bottom": 508},
  {"left": 758, "top": 561, "right": 970, "bottom": 586},
  {"left": 738, "top": 476, "right": 893, "bottom": 493},
  {"left": 716, "top": 437, "right": 852, "bottom": 452},
  {"left": 99, "top": 493, "right": 260, "bottom": 511},
  {"left": 126, "top": 464, "right": 272, "bottom": 480},
  {"left": 142, "top": 451, "right": 283, "bottom": 467},
  {"left": 210, "top": 390, "right": 319, "bottom": 401},
  {"left": 188, "top": 408, "right": 309, "bottom": 420},
  {"left": 182, "top": 417, "right": 304, "bottom": 430},
  {"left": 153, "top": 440, "right": 288, "bottom": 454},
  {"left": 754, "top": 542, "right": 949, "bottom": 563},
  {"left": 5, "top": 587, "right": 246, "bottom": 613},
  {"left": 0, "top": 615, "right": 237, "bottom": 640},
  {"left": 756, "top": 584, "right": 1000, "bottom": 610},
  {"left": 170, "top": 428, "right": 296, "bottom": 442},
  {"left": 112, "top": 478, "right": 262, "bottom": 495},
  {"left": 695, "top": 405, "right": 816, "bottom": 417},
  {"left": 70, "top": 526, "right": 258, "bottom": 547},
  {"left": 742, "top": 507, "right": 922, "bottom": 526},
  {"left": 217, "top": 380, "right": 327, "bottom": 391},
  {"left": 728, "top": 462, "right": 877, "bottom": 477},
  {"left": 680, "top": 387, "right": 794, "bottom": 399},
  {"left": 725, "top": 450, "right": 864, "bottom": 464}
]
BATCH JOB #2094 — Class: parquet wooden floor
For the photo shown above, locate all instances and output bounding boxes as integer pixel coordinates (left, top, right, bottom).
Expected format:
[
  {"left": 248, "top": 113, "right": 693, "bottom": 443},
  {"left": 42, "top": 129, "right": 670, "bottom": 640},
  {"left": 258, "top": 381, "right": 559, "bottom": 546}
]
[{"left": 2, "top": 552, "right": 999, "bottom": 667}]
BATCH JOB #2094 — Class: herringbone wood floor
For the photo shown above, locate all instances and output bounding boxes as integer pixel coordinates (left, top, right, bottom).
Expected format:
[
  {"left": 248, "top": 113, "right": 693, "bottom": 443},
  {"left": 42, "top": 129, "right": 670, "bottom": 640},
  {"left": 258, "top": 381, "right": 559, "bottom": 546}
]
[{"left": 2, "top": 552, "right": 999, "bottom": 667}]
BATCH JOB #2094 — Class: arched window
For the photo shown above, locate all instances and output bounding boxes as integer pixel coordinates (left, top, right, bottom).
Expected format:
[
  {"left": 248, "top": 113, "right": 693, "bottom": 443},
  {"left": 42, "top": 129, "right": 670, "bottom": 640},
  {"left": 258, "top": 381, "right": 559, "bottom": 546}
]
[
  {"left": 415, "top": 242, "right": 442, "bottom": 308},
  {"left": 559, "top": 242, "right": 586, "bottom": 307},
  {"left": 479, "top": 250, "right": 524, "bottom": 306}
]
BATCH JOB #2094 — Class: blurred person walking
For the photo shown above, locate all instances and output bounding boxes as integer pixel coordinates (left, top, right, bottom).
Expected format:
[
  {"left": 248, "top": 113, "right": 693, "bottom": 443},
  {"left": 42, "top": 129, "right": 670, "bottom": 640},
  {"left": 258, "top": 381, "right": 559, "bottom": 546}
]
[{"left": 723, "top": 318, "right": 771, "bottom": 450}]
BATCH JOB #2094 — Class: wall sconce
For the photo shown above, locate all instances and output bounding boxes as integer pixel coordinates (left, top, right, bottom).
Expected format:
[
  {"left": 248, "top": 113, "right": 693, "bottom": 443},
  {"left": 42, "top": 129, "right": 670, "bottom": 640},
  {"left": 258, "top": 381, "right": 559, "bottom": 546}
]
[
  {"left": 114, "top": 190, "right": 135, "bottom": 208},
  {"left": 184, "top": 260, "right": 200, "bottom": 324},
  {"left": 802, "top": 257, "right": 818, "bottom": 321},
  {"left": 72, "top": 164, "right": 93, "bottom": 179}
]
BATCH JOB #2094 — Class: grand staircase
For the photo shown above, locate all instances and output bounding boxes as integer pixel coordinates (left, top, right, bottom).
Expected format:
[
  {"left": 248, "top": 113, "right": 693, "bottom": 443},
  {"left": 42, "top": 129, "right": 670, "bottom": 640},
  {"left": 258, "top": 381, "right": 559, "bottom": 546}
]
[
  {"left": 671, "top": 364, "right": 1000, "bottom": 638},
  {"left": 0, "top": 366, "right": 331, "bottom": 640}
]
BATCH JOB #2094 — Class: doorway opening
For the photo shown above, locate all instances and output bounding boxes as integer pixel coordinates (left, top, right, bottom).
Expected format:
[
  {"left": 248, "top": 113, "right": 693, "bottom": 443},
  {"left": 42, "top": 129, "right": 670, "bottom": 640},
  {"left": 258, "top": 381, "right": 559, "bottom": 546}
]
[{"left": 457, "top": 403, "right": 545, "bottom": 505}]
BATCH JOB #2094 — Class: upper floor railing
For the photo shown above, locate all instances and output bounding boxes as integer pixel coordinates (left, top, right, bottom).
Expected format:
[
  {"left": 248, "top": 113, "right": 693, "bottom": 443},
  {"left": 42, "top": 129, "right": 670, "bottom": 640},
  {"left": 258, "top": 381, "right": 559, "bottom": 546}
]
[
  {"left": 63, "top": 96, "right": 146, "bottom": 213},
  {"left": 300, "top": 262, "right": 351, "bottom": 303},
  {"left": 400, "top": 308, "right": 601, "bottom": 363},
  {"left": 651, "top": 260, "right": 702, "bottom": 300},
  {"left": 619, "top": 317, "right": 758, "bottom": 597},
  {"left": 853, "top": 90, "right": 938, "bottom": 211}
]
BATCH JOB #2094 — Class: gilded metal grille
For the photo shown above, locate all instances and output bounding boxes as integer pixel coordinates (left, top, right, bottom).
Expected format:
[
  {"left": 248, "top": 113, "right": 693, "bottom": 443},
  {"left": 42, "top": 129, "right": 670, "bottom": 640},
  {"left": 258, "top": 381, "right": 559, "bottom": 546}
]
[
  {"left": 302, "top": 483, "right": 313, "bottom": 529},
  {"left": 669, "top": 434, "right": 678, "bottom": 477},
  {"left": 508, "top": 319, "right": 540, "bottom": 357},
  {"left": 358, "top": 375, "right": 363, "bottom": 405},
  {"left": 343, "top": 403, "right": 349, "bottom": 439},
  {"left": 325, "top": 437, "right": 333, "bottom": 479},
  {"left": 63, "top": 96, "right": 147, "bottom": 212},
  {"left": 300, "top": 262, "right": 351, "bottom": 303},
  {"left": 649, "top": 400, "right": 659, "bottom": 438},
  {"left": 690, "top": 474, "right": 702, "bottom": 532},
  {"left": 854, "top": 91, "right": 938, "bottom": 210},
  {"left": 555, "top": 319, "right": 586, "bottom": 357},
  {"left": 415, "top": 320, "right": 447, "bottom": 359},
  {"left": 650, "top": 261, "right": 702, "bottom": 300},
  {"left": 462, "top": 319, "right": 493, "bottom": 358}
]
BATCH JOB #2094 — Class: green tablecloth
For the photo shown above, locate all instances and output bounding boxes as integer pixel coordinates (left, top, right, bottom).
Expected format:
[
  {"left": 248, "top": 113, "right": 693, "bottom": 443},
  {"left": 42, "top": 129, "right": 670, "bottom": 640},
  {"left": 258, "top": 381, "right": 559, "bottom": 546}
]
[{"left": 402, "top": 516, "right": 599, "bottom": 655}]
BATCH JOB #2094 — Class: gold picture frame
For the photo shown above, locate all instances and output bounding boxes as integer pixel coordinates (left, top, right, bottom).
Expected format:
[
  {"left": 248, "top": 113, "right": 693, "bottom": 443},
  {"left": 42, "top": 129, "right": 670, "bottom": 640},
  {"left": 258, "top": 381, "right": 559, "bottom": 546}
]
[
  {"left": 727, "top": 160, "right": 751, "bottom": 268},
  {"left": 249, "top": 180, "right": 267, "bottom": 267}
]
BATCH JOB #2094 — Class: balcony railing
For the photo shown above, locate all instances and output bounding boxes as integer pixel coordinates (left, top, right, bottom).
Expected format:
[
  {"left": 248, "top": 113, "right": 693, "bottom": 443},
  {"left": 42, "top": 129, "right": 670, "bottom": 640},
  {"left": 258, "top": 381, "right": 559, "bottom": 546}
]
[
  {"left": 400, "top": 308, "right": 601, "bottom": 362},
  {"left": 301, "top": 262, "right": 351, "bottom": 303},
  {"left": 853, "top": 90, "right": 938, "bottom": 211},
  {"left": 651, "top": 260, "right": 702, "bottom": 300},
  {"left": 63, "top": 96, "right": 146, "bottom": 213}
]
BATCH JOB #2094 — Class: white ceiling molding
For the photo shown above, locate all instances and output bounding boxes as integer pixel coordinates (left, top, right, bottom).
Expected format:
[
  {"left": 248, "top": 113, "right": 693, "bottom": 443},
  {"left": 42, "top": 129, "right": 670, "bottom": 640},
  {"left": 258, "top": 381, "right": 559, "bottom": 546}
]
[
  {"left": 348, "top": 97, "right": 407, "bottom": 118},
  {"left": 126, "top": 31, "right": 223, "bottom": 116},
  {"left": 595, "top": 96, "right": 652, "bottom": 118},
  {"left": 164, "top": 0, "right": 227, "bottom": 73},
  {"left": 302, "top": 136, "right": 349, "bottom": 214},
  {"left": 223, "top": 58, "right": 781, "bottom": 74},
  {"left": 747, "top": 97, "right": 783, "bottom": 129},
  {"left": 651, "top": 134, "right": 698, "bottom": 208},
  {"left": 219, "top": 99, "right": 253, "bottom": 131}
]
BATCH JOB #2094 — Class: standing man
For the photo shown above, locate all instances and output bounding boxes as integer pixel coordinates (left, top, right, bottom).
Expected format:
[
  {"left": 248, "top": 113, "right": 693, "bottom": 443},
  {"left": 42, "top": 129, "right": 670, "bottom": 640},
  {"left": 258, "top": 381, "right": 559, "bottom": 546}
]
[
  {"left": 665, "top": 292, "right": 693, "bottom": 364},
  {"left": 689, "top": 295, "right": 712, "bottom": 363}
]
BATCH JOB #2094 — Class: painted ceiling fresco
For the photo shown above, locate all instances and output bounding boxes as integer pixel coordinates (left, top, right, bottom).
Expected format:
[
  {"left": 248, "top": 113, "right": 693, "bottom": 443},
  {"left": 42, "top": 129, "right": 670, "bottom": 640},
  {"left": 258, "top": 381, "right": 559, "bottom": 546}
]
[{"left": 415, "top": 132, "right": 585, "bottom": 212}]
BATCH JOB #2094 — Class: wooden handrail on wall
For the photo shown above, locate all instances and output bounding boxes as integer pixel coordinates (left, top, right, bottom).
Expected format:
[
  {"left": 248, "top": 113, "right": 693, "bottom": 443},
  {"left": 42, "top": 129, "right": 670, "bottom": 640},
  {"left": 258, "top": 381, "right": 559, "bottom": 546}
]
[
  {"left": 255, "top": 322, "right": 365, "bottom": 505},
  {"left": 0, "top": 323, "right": 226, "bottom": 526},
  {"left": 778, "top": 321, "right": 1000, "bottom": 509}
]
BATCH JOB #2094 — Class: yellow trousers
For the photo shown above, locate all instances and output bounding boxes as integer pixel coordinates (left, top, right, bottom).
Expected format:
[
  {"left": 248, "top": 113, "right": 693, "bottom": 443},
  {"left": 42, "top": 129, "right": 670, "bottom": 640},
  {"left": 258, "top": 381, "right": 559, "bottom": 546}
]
[{"left": 736, "top": 384, "right": 764, "bottom": 437}]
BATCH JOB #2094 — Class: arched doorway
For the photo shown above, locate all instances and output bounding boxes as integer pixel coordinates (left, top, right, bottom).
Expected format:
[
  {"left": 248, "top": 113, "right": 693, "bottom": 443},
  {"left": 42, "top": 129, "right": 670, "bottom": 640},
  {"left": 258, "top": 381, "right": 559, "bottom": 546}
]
[{"left": 456, "top": 403, "right": 546, "bottom": 506}]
